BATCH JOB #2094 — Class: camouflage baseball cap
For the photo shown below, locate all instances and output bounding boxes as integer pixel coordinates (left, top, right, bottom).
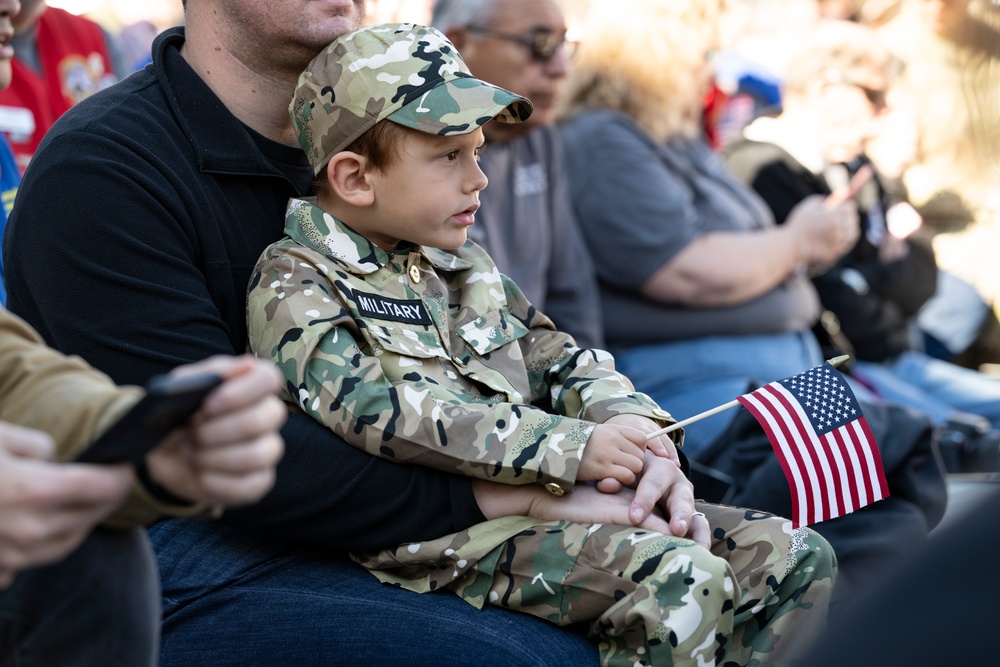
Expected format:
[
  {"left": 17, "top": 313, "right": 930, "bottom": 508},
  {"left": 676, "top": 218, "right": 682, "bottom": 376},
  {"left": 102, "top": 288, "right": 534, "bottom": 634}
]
[{"left": 291, "top": 23, "right": 533, "bottom": 175}]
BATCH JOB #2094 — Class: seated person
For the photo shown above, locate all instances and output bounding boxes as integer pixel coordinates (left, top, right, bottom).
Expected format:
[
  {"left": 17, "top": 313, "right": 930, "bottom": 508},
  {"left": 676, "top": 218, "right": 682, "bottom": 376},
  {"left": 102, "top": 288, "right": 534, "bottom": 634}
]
[
  {"left": 247, "top": 23, "right": 835, "bottom": 666},
  {"left": 724, "top": 19, "right": 1000, "bottom": 470},
  {"left": 2, "top": 0, "right": 610, "bottom": 661},
  {"left": 0, "top": 0, "right": 119, "bottom": 172},
  {"left": 0, "top": 307, "right": 285, "bottom": 664},
  {"left": 557, "top": 0, "right": 947, "bottom": 603},
  {"left": 430, "top": 0, "right": 604, "bottom": 349}
]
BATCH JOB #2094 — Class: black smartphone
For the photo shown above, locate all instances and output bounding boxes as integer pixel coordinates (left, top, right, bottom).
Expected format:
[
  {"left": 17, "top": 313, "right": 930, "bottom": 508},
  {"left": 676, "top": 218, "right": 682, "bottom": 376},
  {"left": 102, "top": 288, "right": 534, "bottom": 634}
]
[{"left": 74, "top": 372, "right": 224, "bottom": 465}]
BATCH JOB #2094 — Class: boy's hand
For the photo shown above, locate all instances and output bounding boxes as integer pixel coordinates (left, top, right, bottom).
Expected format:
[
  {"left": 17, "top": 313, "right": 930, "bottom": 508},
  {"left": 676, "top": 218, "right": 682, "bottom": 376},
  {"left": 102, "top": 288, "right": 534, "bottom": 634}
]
[
  {"left": 603, "top": 414, "right": 678, "bottom": 463},
  {"left": 578, "top": 422, "right": 646, "bottom": 487},
  {"left": 588, "top": 414, "right": 680, "bottom": 494}
]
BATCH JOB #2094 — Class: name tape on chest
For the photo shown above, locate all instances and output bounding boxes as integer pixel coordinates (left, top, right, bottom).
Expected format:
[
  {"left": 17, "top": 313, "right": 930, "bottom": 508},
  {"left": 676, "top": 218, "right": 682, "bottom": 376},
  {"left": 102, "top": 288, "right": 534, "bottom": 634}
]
[{"left": 355, "top": 292, "right": 432, "bottom": 325}]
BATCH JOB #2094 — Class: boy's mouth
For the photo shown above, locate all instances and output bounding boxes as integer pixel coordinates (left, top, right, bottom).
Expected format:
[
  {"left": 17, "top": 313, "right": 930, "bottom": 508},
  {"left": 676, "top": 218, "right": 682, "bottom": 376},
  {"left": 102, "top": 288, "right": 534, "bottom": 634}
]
[{"left": 452, "top": 203, "right": 480, "bottom": 227}]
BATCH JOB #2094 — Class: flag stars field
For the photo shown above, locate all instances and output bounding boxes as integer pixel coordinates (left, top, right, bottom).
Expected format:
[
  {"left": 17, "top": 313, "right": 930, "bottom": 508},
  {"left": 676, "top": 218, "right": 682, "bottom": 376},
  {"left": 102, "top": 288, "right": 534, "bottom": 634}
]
[{"left": 737, "top": 362, "right": 891, "bottom": 528}]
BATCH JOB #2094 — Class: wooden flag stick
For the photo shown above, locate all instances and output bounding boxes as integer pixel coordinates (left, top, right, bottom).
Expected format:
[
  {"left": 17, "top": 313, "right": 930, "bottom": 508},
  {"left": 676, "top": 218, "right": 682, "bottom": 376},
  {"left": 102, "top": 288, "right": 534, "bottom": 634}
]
[
  {"left": 644, "top": 355, "right": 852, "bottom": 441},
  {"left": 645, "top": 400, "right": 740, "bottom": 439}
]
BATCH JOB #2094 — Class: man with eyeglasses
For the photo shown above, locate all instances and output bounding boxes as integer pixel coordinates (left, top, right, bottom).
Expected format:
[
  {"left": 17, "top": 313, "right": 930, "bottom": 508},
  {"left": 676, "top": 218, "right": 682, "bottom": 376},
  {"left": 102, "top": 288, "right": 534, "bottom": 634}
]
[{"left": 431, "top": 0, "right": 604, "bottom": 350}]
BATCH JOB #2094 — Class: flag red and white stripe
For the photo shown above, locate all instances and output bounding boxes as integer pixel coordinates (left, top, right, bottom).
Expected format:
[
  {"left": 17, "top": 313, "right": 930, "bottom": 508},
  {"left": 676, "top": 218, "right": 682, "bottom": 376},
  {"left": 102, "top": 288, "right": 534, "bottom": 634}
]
[{"left": 736, "top": 363, "right": 889, "bottom": 528}]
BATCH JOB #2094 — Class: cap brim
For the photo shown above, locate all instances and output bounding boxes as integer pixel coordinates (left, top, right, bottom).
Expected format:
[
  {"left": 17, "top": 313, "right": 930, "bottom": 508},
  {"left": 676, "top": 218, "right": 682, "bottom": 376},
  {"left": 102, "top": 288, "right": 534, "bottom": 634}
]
[{"left": 387, "top": 76, "right": 532, "bottom": 136}]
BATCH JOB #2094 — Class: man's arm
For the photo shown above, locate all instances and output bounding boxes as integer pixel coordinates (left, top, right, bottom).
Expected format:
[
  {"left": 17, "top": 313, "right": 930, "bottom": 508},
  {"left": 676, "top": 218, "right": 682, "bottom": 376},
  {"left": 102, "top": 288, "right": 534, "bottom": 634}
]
[
  {"left": 0, "top": 308, "right": 287, "bottom": 523},
  {"left": 0, "top": 326, "right": 286, "bottom": 587},
  {"left": 0, "top": 309, "right": 142, "bottom": 459}
]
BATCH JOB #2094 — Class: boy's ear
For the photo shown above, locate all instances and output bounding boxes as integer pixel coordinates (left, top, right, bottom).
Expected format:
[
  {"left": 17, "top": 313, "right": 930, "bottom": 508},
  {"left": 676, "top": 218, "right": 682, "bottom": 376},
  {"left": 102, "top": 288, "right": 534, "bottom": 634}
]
[{"left": 326, "top": 152, "right": 375, "bottom": 206}]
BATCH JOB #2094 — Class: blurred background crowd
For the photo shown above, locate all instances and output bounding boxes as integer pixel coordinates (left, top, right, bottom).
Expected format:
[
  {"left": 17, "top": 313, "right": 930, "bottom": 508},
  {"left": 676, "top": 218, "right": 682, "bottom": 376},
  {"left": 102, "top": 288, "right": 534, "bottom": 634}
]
[{"left": 41, "top": 0, "right": 1000, "bottom": 375}]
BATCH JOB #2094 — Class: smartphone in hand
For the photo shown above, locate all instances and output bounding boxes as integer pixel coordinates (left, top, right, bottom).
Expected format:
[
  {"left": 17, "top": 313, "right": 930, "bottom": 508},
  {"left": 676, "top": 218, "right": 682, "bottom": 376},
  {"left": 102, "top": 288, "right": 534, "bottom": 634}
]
[
  {"left": 74, "top": 372, "right": 223, "bottom": 465},
  {"left": 825, "top": 164, "right": 874, "bottom": 207}
]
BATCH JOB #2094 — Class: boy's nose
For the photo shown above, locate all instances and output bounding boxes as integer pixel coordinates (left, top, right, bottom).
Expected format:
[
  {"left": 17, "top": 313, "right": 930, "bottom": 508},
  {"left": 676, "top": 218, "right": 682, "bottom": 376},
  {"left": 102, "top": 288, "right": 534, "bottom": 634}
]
[{"left": 467, "top": 163, "right": 489, "bottom": 193}]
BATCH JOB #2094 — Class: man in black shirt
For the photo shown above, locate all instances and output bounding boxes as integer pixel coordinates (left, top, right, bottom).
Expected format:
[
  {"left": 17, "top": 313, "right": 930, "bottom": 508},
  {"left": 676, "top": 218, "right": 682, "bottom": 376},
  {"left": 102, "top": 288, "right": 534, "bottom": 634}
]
[{"left": 2, "top": 1, "right": 695, "bottom": 663}]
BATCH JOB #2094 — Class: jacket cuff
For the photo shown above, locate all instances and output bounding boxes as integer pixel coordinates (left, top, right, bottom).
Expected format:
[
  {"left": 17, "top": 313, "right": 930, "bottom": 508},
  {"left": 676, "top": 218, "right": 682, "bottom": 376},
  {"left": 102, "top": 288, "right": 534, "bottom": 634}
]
[
  {"left": 103, "top": 475, "right": 220, "bottom": 528},
  {"left": 535, "top": 419, "right": 593, "bottom": 496},
  {"left": 586, "top": 403, "right": 680, "bottom": 442}
]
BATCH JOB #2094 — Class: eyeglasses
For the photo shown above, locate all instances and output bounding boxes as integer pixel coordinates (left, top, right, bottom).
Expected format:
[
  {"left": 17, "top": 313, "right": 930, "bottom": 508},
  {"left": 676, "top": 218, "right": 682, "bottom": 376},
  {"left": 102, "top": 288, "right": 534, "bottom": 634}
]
[{"left": 465, "top": 25, "right": 574, "bottom": 62}]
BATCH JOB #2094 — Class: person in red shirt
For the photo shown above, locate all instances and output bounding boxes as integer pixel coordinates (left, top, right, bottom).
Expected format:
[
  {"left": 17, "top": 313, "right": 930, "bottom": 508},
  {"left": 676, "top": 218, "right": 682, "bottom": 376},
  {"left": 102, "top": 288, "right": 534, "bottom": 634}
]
[{"left": 0, "top": 0, "right": 116, "bottom": 171}]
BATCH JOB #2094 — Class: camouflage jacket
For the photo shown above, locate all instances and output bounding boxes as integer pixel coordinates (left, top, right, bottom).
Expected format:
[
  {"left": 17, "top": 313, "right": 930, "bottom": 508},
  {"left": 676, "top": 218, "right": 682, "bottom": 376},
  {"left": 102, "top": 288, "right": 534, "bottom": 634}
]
[
  {"left": 247, "top": 198, "right": 676, "bottom": 595},
  {"left": 249, "top": 197, "right": 674, "bottom": 493}
]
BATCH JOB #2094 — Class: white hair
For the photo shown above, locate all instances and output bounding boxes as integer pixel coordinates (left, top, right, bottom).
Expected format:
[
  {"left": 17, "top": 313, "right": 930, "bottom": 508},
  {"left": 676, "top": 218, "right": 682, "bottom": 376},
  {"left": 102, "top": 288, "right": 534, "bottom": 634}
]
[{"left": 430, "top": 0, "right": 499, "bottom": 32}]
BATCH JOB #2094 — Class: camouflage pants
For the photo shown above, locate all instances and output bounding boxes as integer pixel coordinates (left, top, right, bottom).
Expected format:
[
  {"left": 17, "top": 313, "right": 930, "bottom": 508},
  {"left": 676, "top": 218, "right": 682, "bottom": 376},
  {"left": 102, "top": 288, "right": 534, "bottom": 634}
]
[{"left": 464, "top": 503, "right": 836, "bottom": 667}]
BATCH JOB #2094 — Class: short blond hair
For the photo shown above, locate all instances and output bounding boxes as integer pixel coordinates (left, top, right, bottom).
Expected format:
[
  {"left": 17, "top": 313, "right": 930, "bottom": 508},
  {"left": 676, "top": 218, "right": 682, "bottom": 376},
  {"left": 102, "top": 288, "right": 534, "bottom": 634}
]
[{"left": 557, "top": 0, "right": 723, "bottom": 141}]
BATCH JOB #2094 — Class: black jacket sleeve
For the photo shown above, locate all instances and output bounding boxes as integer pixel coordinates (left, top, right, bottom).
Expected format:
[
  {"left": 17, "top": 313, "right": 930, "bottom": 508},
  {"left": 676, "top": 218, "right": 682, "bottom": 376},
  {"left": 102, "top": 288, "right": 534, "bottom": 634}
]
[{"left": 4, "top": 125, "right": 485, "bottom": 551}]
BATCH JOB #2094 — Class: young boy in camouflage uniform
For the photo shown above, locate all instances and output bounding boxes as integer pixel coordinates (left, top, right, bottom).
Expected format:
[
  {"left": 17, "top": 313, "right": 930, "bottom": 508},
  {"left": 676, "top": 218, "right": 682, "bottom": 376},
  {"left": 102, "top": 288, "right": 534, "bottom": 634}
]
[{"left": 247, "top": 23, "right": 836, "bottom": 666}]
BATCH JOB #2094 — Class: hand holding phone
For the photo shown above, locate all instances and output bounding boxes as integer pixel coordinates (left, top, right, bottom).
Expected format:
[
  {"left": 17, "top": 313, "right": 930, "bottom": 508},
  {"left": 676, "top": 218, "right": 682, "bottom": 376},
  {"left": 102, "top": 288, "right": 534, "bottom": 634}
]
[
  {"left": 825, "top": 164, "right": 874, "bottom": 208},
  {"left": 74, "top": 372, "right": 223, "bottom": 465}
]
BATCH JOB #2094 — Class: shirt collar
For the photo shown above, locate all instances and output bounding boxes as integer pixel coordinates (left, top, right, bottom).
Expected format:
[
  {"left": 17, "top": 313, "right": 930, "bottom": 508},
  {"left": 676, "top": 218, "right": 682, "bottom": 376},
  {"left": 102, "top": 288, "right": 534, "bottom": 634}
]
[
  {"left": 283, "top": 198, "right": 473, "bottom": 275},
  {"left": 152, "top": 28, "right": 308, "bottom": 179}
]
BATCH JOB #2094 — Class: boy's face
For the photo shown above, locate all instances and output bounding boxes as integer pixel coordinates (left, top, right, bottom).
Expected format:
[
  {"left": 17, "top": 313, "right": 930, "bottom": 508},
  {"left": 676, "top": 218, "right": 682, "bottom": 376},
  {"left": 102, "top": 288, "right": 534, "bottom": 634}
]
[{"left": 362, "top": 127, "right": 488, "bottom": 251}]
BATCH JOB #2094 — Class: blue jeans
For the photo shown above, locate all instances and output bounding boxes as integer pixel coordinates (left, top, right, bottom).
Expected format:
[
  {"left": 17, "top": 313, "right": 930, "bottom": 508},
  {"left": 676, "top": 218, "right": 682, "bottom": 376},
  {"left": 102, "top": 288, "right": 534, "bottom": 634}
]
[
  {"left": 854, "top": 351, "right": 1000, "bottom": 428},
  {"left": 0, "top": 527, "right": 159, "bottom": 666},
  {"left": 615, "top": 331, "right": 823, "bottom": 455},
  {"left": 150, "top": 519, "right": 599, "bottom": 666}
]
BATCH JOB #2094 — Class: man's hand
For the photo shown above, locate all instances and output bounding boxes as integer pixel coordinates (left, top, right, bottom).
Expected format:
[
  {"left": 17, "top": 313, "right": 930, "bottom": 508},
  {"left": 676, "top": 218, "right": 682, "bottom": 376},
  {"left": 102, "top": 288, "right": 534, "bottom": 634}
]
[
  {"left": 631, "top": 451, "right": 709, "bottom": 548},
  {"left": 145, "top": 355, "right": 286, "bottom": 507},
  {"left": 525, "top": 483, "right": 675, "bottom": 534},
  {"left": 472, "top": 450, "right": 711, "bottom": 549},
  {"left": 0, "top": 423, "right": 132, "bottom": 588},
  {"left": 472, "top": 478, "right": 673, "bottom": 535},
  {"left": 591, "top": 450, "right": 708, "bottom": 548}
]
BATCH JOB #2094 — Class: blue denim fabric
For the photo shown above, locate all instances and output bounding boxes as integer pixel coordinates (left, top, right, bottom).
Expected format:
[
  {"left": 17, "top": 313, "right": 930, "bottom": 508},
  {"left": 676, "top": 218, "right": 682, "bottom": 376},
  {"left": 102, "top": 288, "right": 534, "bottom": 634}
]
[
  {"left": 855, "top": 351, "right": 1000, "bottom": 428},
  {"left": 614, "top": 331, "right": 823, "bottom": 455},
  {"left": 0, "top": 527, "right": 159, "bottom": 666},
  {"left": 150, "top": 519, "right": 599, "bottom": 666}
]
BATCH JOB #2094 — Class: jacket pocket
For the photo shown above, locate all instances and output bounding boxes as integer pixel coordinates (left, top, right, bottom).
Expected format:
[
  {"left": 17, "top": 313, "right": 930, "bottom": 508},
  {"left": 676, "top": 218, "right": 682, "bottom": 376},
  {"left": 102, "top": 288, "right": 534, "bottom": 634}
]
[
  {"left": 361, "top": 322, "right": 449, "bottom": 361},
  {"left": 455, "top": 307, "right": 531, "bottom": 356}
]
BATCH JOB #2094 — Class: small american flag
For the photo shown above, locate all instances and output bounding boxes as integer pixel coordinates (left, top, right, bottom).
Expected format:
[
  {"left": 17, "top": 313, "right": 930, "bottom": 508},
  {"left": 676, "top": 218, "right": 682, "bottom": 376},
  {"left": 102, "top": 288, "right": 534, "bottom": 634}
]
[{"left": 736, "top": 362, "right": 889, "bottom": 528}]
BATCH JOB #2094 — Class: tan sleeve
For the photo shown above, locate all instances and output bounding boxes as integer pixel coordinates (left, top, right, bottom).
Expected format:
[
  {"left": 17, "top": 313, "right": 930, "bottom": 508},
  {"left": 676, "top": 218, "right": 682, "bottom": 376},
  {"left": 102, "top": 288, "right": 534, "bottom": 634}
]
[{"left": 0, "top": 309, "right": 212, "bottom": 525}]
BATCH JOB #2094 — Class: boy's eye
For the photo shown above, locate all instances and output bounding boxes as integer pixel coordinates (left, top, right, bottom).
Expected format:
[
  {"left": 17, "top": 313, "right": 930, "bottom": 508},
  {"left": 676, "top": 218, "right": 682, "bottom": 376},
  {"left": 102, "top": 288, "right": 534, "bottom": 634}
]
[{"left": 444, "top": 150, "right": 459, "bottom": 162}]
